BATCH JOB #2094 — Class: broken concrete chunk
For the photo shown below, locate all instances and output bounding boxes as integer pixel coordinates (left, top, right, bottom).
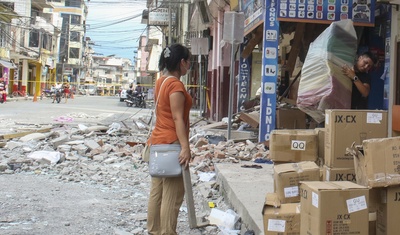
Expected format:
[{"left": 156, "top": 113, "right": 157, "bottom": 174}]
[
  {"left": 57, "top": 145, "right": 72, "bottom": 153},
  {"left": 195, "top": 138, "right": 208, "bottom": 148},
  {"left": 104, "top": 157, "right": 118, "bottom": 164},
  {"left": 93, "top": 155, "right": 104, "bottom": 161},
  {"left": 106, "top": 122, "right": 121, "bottom": 135},
  {"left": 71, "top": 144, "right": 89, "bottom": 155},
  {"left": 86, "top": 125, "right": 108, "bottom": 132},
  {"left": 78, "top": 124, "right": 89, "bottom": 132},
  {"left": 19, "top": 133, "right": 47, "bottom": 142},
  {"left": 6, "top": 141, "right": 22, "bottom": 150},
  {"left": 27, "top": 151, "right": 61, "bottom": 164},
  {"left": 65, "top": 140, "right": 85, "bottom": 145},
  {"left": 245, "top": 140, "right": 256, "bottom": 150},
  {"left": 208, "top": 208, "right": 240, "bottom": 230},
  {"left": 70, "top": 135, "right": 85, "bottom": 140},
  {"left": 84, "top": 139, "right": 101, "bottom": 150},
  {"left": 51, "top": 135, "right": 69, "bottom": 148}
]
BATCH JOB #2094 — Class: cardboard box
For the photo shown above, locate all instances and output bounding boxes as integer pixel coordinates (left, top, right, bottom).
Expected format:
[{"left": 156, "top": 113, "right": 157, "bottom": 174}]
[
  {"left": 322, "top": 165, "right": 356, "bottom": 182},
  {"left": 274, "top": 161, "right": 320, "bottom": 203},
  {"left": 368, "top": 188, "right": 381, "bottom": 235},
  {"left": 376, "top": 185, "right": 400, "bottom": 235},
  {"left": 262, "top": 193, "right": 300, "bottom": 235},
  {"left": 276, "top": 108, "right": 306, "bottom": 129},
  {"left": 353, "top": 137, "right": 400, "bottom": 188},
  {"left": 325, "top": 109, "right": 388, "bottom": 168},
  {"left": 300, "top": 181, "right": 369, "bottom": 235},
  {"left": 269, "top": 129, "right": 318, "bottom": 162}
]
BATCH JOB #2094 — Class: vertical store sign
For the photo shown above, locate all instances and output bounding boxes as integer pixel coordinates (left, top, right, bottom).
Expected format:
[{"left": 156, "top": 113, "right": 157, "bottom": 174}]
[
  {"left": 259, "top": 0, "right": 279, "bottom": 142},
  {"left": 237, "top": 41, "right": 251, "bottom": 112},
  {"left": 383, "top": 6, "right": 392, "bottom": 109}
]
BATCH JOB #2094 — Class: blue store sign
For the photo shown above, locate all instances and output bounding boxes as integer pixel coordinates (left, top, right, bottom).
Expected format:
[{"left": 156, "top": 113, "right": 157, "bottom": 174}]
[
  {"left": 259, "top": 0, "right": 279, "bottom": 142},
  {"left": 237, "top": 41, "right": 252, "bottom": 112},
  {"left": 277, "top": 0, "right": 375, "bottom": 26}
]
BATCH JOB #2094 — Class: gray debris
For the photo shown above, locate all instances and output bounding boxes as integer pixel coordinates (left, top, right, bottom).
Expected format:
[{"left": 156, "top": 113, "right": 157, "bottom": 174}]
[{"left": 0, "top": 116, "right": 268, "bottom": 235}]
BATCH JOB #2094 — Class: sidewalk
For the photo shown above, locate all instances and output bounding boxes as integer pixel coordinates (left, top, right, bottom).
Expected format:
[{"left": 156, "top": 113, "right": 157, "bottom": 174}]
[{"left": 215, "top": 162, "right": 274, "bottom": 235}]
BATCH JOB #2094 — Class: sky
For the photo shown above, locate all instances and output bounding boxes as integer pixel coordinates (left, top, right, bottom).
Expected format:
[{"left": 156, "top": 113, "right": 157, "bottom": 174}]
[{"left": 85, "top": 0, "right": 147, "bottom": 61}]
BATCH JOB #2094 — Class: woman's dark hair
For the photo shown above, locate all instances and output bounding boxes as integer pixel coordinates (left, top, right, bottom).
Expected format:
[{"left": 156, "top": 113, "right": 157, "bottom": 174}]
[{"left": 158, "top": 43, "right": 191, "bottom": 72}]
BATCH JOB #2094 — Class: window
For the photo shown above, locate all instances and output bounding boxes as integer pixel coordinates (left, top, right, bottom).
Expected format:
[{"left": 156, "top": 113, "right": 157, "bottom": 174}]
[
  {"left": 70, "top": 31, "right": 80, "bottom": 42},
  {"left": 69, "top": 48, "right": 80, "bottom": 59},
  {"left": 42, "top": 33, "right": 52, "bottom": 50},
  {"left": 70, "top": 15, "right": 81, "bottom": 25},
  {"left": 29, "top": 30, "right": 39, "bottom": 47},
  {"left": 65, "top": 0, "right": 80, "bottom": 7}
]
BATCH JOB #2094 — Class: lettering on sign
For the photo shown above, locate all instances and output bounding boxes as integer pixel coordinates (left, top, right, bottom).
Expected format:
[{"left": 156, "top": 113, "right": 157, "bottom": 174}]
[
  {"left": 394, "top": 192, "right": 400, "bottom": 201},
  {"left": 334, "top": 173, "right": 356, "bottom": 182},
  {"left": 300, "top": 188, "right": 307, "bottom": 199},
  {"left": 264, "top": 96, "right": 273, "bottom": 140},
  {"left": 337, "top": 214, "right": 351, "bottom": 220},
  {"left": 291, "top": 140, "right": 306, "bottom": 151},
  {"left": 335, "top": 115, "right": 356, "bottom": 123}
]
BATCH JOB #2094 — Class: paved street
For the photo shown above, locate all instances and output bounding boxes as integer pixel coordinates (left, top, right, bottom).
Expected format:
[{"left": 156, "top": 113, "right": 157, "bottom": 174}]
[{"left": 1, "top": 95, "right": 152, "bottom": 126}]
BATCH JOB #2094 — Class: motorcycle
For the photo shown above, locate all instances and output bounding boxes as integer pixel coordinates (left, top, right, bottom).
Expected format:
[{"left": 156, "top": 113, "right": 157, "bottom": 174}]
[
  {"left": 53, "top": 88, "right": 63, "bottom": 103},
  {"left": 125, "top": 91, "right": 146, "bottom": 108}
]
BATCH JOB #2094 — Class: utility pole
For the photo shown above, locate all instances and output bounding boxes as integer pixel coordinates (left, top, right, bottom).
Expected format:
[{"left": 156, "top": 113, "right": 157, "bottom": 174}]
[{"left": 168, "top": 3, "right": 172, "bottom": 45}]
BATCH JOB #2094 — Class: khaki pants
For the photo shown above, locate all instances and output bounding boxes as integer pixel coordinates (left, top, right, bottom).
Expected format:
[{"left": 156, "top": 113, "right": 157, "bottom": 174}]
[{"left": 147, "top": 176, "right": 185, "bottom": 235}]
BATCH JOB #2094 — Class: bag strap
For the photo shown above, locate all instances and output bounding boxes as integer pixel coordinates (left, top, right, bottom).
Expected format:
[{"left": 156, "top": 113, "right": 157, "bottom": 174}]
[
  {"left": 154, "top": 76, "right": 174, "bottom": 115},
  {"left": 148, "top": 76, "right": 175, "bottom": 144}
]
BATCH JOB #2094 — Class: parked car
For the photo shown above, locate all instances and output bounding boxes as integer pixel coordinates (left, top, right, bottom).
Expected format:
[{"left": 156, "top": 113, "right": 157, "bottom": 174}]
[{"left": 120, "top": 89, "right": 127, "bottom": 102}]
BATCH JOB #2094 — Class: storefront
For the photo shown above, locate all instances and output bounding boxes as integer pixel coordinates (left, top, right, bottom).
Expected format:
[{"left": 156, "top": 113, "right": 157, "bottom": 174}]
[{"left": 236, "top": 0, "right": 396, "bottom": 142}]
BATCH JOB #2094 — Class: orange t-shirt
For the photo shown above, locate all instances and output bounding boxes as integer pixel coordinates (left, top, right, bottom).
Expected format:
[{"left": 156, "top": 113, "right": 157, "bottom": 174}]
[{"left": 150, "top": 76, "right": 192, "bottom": 145}]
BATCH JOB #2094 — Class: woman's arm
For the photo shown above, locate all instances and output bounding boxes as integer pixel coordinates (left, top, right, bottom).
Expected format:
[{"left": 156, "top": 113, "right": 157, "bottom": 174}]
[{"left": 170, "top": 91, "right": 191, "bottom": 167}]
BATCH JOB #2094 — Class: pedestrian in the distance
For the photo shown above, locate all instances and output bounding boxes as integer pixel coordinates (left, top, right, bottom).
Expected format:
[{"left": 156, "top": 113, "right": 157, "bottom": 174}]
[
  {"left": 0, "top": 76, "right": 6, "bottom": 103},
  {"left": 63, "top": 82, "right": 70, "bottom": 103},
  {"left": 0, "top": 73, "right": 8, "bottom": 102},
  {"left": 147, "top": 43, "right": 192, "bottom": 235}
]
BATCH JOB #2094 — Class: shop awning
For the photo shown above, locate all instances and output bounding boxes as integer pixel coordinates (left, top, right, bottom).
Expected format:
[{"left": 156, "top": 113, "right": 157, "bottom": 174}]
[{"left": 0, "top": 59, "right": 16, "bottom": 69}]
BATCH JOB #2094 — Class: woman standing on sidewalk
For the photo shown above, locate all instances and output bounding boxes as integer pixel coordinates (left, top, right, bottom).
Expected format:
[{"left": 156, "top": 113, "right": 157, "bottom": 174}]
[
  {"left": 147, "top": 44, "right": 192, "bottom": 235},
  {"left": 63, "top": 82, "right": 70, "bottom": 103}
]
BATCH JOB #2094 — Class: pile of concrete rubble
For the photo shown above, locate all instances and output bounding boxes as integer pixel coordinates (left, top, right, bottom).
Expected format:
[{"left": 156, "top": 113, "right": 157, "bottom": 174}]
[{"left": 0, "top": 114, "right": 268, "bottom": 234}]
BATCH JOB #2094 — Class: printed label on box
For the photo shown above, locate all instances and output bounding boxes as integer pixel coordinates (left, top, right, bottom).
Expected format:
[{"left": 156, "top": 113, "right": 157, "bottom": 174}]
[
  {"left": 284, "top": 186, "right": 299, "bottom": 198},
  {"left": 346, "top": 195, "right": 367, "bottom": 213},
  {"left": 291, "top": 140, "right": 306, "bottom": 151},
  {"left": 366, "top": 112, "right": 383, "bottom": 124},
  {"left": 267, "top": 219, "right": 286, "bottom": 232},
  {"left": 312, "top": 192, "right": 319, "bottom": 208}
]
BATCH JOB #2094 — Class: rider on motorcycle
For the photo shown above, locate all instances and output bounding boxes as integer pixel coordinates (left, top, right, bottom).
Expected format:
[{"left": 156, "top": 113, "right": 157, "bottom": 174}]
[{"left": 52, "top": 83, "right": 62, "bottom": 103}]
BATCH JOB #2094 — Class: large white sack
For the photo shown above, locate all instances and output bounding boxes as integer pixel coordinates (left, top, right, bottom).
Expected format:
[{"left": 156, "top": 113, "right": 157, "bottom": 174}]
[{"left": 297, "top": 19, "right": 357, "bottom": 123}]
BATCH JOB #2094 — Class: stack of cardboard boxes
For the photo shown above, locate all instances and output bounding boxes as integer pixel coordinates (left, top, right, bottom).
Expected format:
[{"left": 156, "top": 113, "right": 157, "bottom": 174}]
[{"left": 262, "top": 109, "right": 397, "bottom": 235}]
